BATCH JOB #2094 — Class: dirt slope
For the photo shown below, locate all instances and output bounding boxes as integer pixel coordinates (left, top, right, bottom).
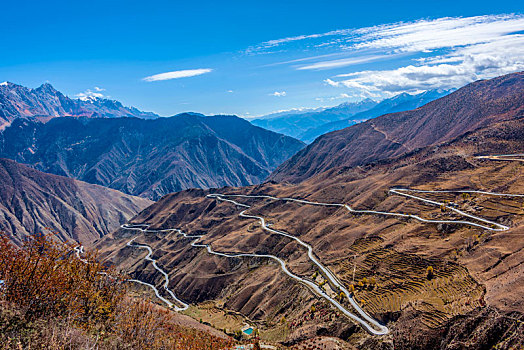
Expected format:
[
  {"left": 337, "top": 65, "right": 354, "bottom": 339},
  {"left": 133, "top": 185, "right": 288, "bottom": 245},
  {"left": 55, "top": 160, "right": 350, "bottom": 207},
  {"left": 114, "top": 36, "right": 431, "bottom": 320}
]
[{"left": 0, "top": 158, "right": 152, "bottom": 245}]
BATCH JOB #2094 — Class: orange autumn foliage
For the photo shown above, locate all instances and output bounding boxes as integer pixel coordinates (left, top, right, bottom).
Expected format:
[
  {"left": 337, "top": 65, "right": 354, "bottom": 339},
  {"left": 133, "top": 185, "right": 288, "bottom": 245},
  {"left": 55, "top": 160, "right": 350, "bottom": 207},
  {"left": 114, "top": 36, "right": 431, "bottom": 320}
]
[
  {"left": 0, "top": 233, "right": 236, "bottom": 349},
  {"left": 0, "top": 233, "right": 123, "bottom": 326}
]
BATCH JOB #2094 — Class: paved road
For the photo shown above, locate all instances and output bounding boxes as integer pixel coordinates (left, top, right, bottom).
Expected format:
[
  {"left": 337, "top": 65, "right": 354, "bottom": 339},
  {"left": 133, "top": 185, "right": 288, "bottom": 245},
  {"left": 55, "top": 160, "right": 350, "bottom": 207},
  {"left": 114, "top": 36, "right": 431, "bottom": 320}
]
[
  {"left": 388, "top": 189, "right": 515, "bottom": 231},
  {"left": 217, "top": 187, "right": 514, "bottom": 232},
  {"left": 476, "top": 154, "right": 524, "bottom": 162},
  {"left": 74, "top": 245, "right": 87, "bottom": 263},
  {"left": 126, "top": 237, "right": 189, "bottom": 311},
  {"left": 123, "top": 222, "right": 389, "bottom": 334},
  {"left": 205, "top": 194, "right": 389, "bottom": 335}
]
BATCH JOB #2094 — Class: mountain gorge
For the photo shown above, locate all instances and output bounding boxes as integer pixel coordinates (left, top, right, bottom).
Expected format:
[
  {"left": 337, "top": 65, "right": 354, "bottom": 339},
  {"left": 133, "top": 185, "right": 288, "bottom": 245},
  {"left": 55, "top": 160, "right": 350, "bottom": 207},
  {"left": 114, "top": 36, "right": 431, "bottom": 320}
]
[
  {"left": 95, "top": 72, "right": 524, "bottom": 349},
  {"left": 0, "top": 114, "right": 305, "bottom": 200},
  {"left": 1, "top": 72, "right": 523, "bottom": 349}
]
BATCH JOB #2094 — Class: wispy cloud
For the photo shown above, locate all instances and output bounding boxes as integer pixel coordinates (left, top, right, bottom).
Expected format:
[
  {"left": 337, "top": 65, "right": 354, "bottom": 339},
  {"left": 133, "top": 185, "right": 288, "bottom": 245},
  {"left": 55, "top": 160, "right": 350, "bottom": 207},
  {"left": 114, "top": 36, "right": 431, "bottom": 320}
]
[
  {"left": 249, "top": 15, "right": 523, "bottom": 55},
  {"left": 296, "top": 54, "right": 391, "bottom": 70},
  {"left": 327, "top": 31, "right": 524, "bottom": 97},
  {"left": 248, "top": 14, "right": 524, "bottom": 98},
  {"left": 245, "top": 29, "right": 352, "bottom": 55},
  {"left": 143, "top": 68, "right": 213, "bottom": 82},
  {"left": 349, "top": 15, "right": 524, "bottom": 53},
  {"left": 270, "top": 91, "right": 287, "bottom": 97}
]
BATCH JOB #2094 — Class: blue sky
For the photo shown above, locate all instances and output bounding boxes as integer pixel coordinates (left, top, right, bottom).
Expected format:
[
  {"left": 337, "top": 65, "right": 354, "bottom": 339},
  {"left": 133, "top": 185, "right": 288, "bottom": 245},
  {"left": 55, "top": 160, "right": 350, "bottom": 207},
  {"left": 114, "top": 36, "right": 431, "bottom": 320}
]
[{"left": 1, "top": 0, "right": 523, "bottom": 117}]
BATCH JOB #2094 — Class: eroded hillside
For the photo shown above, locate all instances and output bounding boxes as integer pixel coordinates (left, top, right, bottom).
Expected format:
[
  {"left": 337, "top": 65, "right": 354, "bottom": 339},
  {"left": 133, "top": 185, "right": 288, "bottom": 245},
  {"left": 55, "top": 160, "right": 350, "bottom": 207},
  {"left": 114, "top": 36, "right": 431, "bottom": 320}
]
[{"left": 96, "top": 118, "right": 524, "bottom": 349}]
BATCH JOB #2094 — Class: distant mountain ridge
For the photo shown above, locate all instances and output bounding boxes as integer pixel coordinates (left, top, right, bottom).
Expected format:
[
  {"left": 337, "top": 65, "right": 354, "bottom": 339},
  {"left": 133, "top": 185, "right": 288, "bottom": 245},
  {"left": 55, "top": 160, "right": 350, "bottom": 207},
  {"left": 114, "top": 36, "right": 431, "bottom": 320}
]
[
  {"left": 270, "top": 72, "right": 524, "bottom": 183},
  {"left": 298, "top": 89, "right": 451, "bottom": 143},
  {"left": 0, "top": 81, "right": 158, "bottom": 128},
  {"left": 252, "top": 90, "right": 450, "bottom": 142},
  {"left": 0, "top": 113, "right": 305, "bottom": 200},
  {"left": 251, "top": 98, "right": 377, "bottom": 139},
  {"left": 254, "top": 107, "right": 326, "bottom": 120}
]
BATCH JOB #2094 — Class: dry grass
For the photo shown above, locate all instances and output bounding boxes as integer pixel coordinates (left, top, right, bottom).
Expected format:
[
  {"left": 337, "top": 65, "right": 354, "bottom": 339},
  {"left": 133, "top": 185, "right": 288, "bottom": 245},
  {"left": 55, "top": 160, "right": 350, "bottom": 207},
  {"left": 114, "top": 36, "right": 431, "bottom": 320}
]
[{"left": 0, "top": 233, "right": 236, "bottom": 349}]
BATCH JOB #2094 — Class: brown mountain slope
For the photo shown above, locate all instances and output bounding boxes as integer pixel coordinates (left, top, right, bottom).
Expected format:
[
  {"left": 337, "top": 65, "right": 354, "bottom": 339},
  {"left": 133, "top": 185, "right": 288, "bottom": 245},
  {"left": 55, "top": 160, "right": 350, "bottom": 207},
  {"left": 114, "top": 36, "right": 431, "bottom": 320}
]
[
  {"left": 96, "top": 115, "right": 523, "bottom": 349},
  {"left": 270, "top": 71, "right": 524, "bottom": 183},
  {"left": 0, "top": 158, "right": 152, "bottom": 245}
]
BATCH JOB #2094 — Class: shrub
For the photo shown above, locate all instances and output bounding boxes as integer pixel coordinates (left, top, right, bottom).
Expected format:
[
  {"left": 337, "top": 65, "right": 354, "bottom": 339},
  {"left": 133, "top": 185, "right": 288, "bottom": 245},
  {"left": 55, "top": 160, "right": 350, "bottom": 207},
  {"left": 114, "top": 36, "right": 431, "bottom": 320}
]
[
  {"left": 426, "top": 266, "right": 434, "bottom": 280},
  {"left": 0, "top": 233, "right": 124, "bottom": 328}
]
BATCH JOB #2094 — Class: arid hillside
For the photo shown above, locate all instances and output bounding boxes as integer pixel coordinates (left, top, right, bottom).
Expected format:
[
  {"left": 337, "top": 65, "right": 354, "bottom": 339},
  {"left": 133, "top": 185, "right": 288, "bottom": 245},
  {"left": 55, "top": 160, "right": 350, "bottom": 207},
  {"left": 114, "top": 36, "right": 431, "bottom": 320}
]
[
  {"left": 0, "top": 158, "right": 152, "bottom": 245},
  {"left": 0, "top": 234, "right": 235, "bottom": 349},
  {"left": 96, "top": 115, "right": 523, "bottom": 349}
]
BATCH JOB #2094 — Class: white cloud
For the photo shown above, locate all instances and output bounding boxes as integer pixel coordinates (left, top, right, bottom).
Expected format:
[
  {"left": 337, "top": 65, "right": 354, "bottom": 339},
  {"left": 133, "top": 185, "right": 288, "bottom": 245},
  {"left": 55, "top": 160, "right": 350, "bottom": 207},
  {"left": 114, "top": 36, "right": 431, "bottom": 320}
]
[
  {"left": 315, "top": 93, "right": 353, "bottom": 102},
  {"left": 245, "top": 29, "right": 352, "bottom": 54},
  {"left": 296, "top": 55, "right": 390, "bottom": 70},
  {"left": 250, "top": 14, "right": 524, "bottom": 98},
  {"left": 270, "top": 91, "right": 287, "bottom": 97},
  {"left": 76, "top": 88, "right": 106, "bottom": 101},
  {"left": 349, "top": 15, "right": 524, "bottom": 53},
  {"left": 250, "top": 14, "right": 524, "bottom": 55},
  {"left": 143, "top": 68, "right": 213, "bottom": 82},
  {"left": 227, "top": 90, "right": 234, "bottom": 93},
  {"left": 327, "top": 35, "right": 524, "bottom": 97}
]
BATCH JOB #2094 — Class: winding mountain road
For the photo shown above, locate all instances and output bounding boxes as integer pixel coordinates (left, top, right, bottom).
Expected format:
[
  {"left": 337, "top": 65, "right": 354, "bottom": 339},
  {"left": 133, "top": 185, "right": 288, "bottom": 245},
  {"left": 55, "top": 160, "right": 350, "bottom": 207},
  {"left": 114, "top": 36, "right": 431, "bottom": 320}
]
[
  {"left": 126, "top": 237, "right": 189, "bottom": 311},
  {"left": 74, "top": 245, "right": 87, "bottom": 263},
  {"left": 121, "top": 187, "right": 521, "bottom": 335},
  {"left": 122, "top": 222, "right": 389, "bottom": 335},
  {"left": 476, "top": 154, "right": 524, "bottom": 162}
]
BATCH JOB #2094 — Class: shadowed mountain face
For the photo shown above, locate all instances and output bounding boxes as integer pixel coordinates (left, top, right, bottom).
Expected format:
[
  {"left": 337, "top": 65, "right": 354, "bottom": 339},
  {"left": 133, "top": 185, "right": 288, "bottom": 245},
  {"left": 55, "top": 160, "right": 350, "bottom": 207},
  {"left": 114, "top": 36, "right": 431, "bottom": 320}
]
[
  {"left": 0, "top": 81, "right": 158, "bottom": 129},
  {"left": 0, "top": 114, "right": 305, "bottom": 200},
  {"left": 0, "top": 158, "right": 152, "bottom": 245},
  {"left": 270, "top": 72, "right": 524, "bottom": 183}
]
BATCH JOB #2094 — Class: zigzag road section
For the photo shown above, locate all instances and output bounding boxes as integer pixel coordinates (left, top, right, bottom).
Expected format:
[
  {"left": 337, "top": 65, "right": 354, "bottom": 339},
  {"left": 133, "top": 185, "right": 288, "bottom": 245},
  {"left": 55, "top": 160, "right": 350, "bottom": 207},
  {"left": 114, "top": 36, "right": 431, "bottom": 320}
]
[{"left": 117, "top": 186, "right": 521, "bottom": 334}]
